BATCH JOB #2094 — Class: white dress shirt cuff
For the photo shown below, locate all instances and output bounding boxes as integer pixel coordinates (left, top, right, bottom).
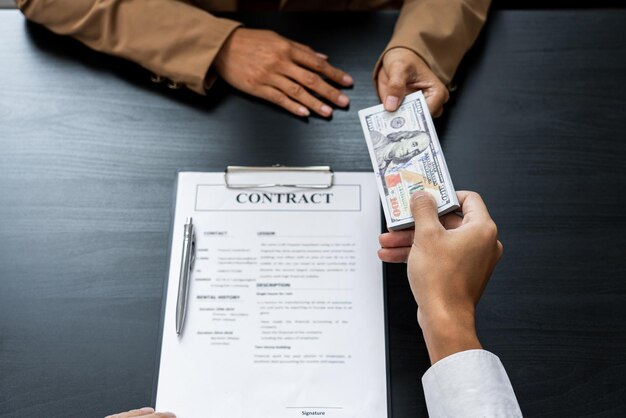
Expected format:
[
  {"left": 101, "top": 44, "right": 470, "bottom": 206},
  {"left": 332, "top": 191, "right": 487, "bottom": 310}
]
[{"left": 422, "top": 349, "right": 522, "bottom": 418}]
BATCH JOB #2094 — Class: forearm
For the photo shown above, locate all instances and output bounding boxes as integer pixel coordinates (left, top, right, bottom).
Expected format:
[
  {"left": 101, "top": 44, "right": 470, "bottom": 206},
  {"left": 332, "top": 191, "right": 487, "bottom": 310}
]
[
  {"left": 375, "top": 0, "right": 491, "bottom": 85},
  {"left": 16, "top": 0, "right": 241, "bottom": 94}
]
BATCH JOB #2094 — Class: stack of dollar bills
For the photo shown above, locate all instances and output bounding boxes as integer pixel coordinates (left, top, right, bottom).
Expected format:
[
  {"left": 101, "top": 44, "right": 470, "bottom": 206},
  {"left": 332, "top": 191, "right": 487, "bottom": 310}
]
[{"left": 358, "top": 91, "right": 459, "bottom": 230}]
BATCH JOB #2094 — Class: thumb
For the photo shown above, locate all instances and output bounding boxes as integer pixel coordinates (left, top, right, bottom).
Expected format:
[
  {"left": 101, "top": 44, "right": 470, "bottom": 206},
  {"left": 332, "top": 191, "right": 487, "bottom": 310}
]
[
  {"left": 424, "top": 83, "right": 449, "bottom": 118},
  {"left": 410, "top": 191, "right": 442, "bottom": 238},
  {"left": 383, "top": 63, "right": 408, "bottom": 112}
]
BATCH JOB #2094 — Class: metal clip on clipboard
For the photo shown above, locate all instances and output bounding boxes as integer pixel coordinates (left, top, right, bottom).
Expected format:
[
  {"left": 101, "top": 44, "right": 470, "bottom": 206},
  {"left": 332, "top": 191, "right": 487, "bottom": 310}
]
[{"left": 224, "top": 165, "right": 334, "bottom": 189}]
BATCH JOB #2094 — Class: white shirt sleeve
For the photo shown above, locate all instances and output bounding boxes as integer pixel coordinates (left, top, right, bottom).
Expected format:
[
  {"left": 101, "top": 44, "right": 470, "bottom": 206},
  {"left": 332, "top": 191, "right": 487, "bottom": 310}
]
[{"left": 422, "top": 349, "right": 522, "bottom": 418}]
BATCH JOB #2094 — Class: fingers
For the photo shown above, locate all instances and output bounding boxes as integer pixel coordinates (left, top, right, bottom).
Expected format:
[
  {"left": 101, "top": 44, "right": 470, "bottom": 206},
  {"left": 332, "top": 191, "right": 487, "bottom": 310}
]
[
  {"left": 106, "top": 408, "right": 153, "bottom": 418},
  {"left": 378, "top": 247, "right": 412, "bottom": 263},
  {"left": 125, "top": 409, "right": 155, "bottom": 417},
  {"left": 455, "top": 193, "right": 500, "bottom": 258},
  {"left": 290, "top": 47, "right": 353, "bottom": 87},
  {"left": 456, "top": 191, "right": 492, "bottom": 224},
  {"left": 440, "top": 212, "right": 463, "bottom": 230},
  {"left": 256, "top": 85, "right": 310, "bottom": 117},
  {"left": 379, "top": 229, "right": 414, "bottom": 249},
  {"left": 271, "top": 74, "right": 333, "bottom": 117},
  {"left": 424, "top": 86, "right": 449, "bottom": 118},
  {"left": 106, "top": 408, "right": 176, "bottom": 418},
  {"left": 382, "top": 61, "right": 409, "bottom": 111},
  {"left": 291, "top": 41, "right": 328, "bottom": 60},
  {"left": 410, "top": 191, "right": 444, "bottom": 239},
  {"left": 281, "top": 67, "right": 349, "bottom": 115},
  {"left": 378, "top": 229, "right": 414, "bottom": 263}
]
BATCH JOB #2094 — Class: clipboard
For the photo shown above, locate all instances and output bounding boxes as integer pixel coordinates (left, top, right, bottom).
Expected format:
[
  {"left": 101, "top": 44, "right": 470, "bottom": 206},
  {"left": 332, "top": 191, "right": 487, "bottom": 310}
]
[
  {"left": 224, "top": 165, "right": 334, "bottom": 189},
  {"left": 152, "top": 166, "right": 392, "bottom": 418}
]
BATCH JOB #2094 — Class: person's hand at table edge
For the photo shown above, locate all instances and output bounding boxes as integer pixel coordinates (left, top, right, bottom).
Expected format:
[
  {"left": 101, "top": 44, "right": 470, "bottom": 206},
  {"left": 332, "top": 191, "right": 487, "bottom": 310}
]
[
  {"left": 105, "top": 407, "right": 175, "bottom": 418},
  {"left": 213, "top": 28, "right": 353, "bottom": 118},
  {"left": 376, "top": 47, "right": 449, "bottom": 117},
  {"left": 378, "top": 190, "right": 503, "bottom": 364}
]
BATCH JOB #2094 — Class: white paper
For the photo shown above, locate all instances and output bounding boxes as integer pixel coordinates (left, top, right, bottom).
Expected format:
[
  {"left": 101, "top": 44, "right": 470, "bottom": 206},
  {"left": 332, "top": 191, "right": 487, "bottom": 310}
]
[{"left": 155, "top": 172, "right": 388, "bottom": 418}]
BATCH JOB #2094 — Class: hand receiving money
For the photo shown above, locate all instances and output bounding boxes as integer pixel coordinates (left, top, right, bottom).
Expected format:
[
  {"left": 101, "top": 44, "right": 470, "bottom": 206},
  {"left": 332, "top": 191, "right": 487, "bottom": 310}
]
[
  {"left": 214, "top": 28, "right": 353, "bottom": 117},
  {"left": 378, "top": 190, "right": 503, "bottom": 364}
]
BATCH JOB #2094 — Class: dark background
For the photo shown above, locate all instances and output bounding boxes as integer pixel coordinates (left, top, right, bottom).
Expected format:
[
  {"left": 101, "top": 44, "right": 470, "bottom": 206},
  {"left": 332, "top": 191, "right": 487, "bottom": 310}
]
[{"left": 1, "top": 5, "right": 626, "bottom": 418}]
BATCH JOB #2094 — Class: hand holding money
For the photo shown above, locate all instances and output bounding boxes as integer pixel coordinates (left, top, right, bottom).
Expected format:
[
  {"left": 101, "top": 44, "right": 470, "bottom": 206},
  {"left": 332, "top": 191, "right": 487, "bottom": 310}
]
[
  {"left": 376, "top": 48, "right": 449, "bottom": 117},
  {"left": 379, "top": 190, "right": 503, "bottom": 364}
]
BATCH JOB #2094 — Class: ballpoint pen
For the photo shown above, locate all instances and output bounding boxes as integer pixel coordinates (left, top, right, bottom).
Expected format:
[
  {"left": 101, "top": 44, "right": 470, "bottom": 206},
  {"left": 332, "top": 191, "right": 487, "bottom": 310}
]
[{"left": 176, "top": 217, "right": 195, "bottom": 336}]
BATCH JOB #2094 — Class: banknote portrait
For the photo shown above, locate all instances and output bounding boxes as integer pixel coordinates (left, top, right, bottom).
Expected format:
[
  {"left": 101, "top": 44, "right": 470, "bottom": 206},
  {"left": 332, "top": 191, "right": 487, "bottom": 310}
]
[{"left": 371, "top": 129, "right": 431, "bottom": 173}]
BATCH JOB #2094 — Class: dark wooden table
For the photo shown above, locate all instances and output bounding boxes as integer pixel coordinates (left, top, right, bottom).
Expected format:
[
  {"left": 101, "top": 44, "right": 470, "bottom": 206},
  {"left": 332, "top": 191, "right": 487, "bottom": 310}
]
[{"left": 1, "top": 8, "right": 625, "bottom": 418}]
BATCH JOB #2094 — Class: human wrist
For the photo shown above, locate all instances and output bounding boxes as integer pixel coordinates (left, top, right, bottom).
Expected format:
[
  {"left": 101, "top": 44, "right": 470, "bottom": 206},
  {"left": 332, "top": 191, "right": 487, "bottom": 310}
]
[
  {"left": 417, "top": 305, "right": 481, "bottom": 365},
  {"left": 213, "top": 27, "right": 241, "bottom": 74}
]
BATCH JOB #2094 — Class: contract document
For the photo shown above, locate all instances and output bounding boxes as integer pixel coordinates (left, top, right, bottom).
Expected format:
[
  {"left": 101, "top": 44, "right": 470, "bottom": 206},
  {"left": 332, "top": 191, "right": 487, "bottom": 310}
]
[{"left": 154, "top": 171, "right": 388, "bottom": 418}]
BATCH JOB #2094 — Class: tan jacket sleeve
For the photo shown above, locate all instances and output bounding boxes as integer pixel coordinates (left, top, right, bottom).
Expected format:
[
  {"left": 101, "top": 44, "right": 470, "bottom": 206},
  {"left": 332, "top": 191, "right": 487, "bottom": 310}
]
[
  {"left": 16, "top": 0, "right": 242, "bottom": 94},
  {"left": 375, "top": 0, "right": 491, "bottom": 86}
]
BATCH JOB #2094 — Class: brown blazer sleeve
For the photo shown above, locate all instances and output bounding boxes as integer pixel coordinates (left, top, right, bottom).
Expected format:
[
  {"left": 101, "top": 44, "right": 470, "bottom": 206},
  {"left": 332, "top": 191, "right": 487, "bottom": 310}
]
[
  {"left": 375, "top": 0, "right": 491, "bottom": 86},
  {"left": 16, "top": 0, "right": 242, "bottom": 94}
]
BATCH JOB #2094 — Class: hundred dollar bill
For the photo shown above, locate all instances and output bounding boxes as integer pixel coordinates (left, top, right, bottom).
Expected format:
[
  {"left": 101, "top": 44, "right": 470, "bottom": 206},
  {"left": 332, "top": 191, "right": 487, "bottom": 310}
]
[{"left": 358, "top": 91, "right": 459, "bottom": 230}]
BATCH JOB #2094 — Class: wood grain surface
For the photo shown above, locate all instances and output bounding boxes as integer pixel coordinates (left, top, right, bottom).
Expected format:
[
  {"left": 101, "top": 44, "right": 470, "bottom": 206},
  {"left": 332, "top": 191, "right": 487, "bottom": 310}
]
[{"left": 1, "top": 8, "right": 625, "bottom": 418}]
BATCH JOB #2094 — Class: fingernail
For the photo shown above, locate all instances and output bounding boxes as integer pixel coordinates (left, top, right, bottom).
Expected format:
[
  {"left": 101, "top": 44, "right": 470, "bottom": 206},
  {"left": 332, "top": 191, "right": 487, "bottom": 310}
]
[
  {"left": 316, "top": 52, "right": 328, "bottom": 59},
  {"left": 384, "top": 95, "right": 399, "bottom": 111},
  {"left": 338, "top": 94, "right": 349, "bottom": 106},
  {"left": 140, "top": 407, "right": 155, "bottom": 412},
  {"left": 321, "top": 104, "right": 333, "bottom": 116},
  {"left": 342, "top": 74, "right": 353, "bottom": 85},
  {"left": 411, "top": 190, "right": 427, "bottom": 201},
  {"left": 298, "top": 106, "right": 310, "bottom": 117},
  {"left": 411, "top": 190, "right": 437, "bottom": 204}
]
